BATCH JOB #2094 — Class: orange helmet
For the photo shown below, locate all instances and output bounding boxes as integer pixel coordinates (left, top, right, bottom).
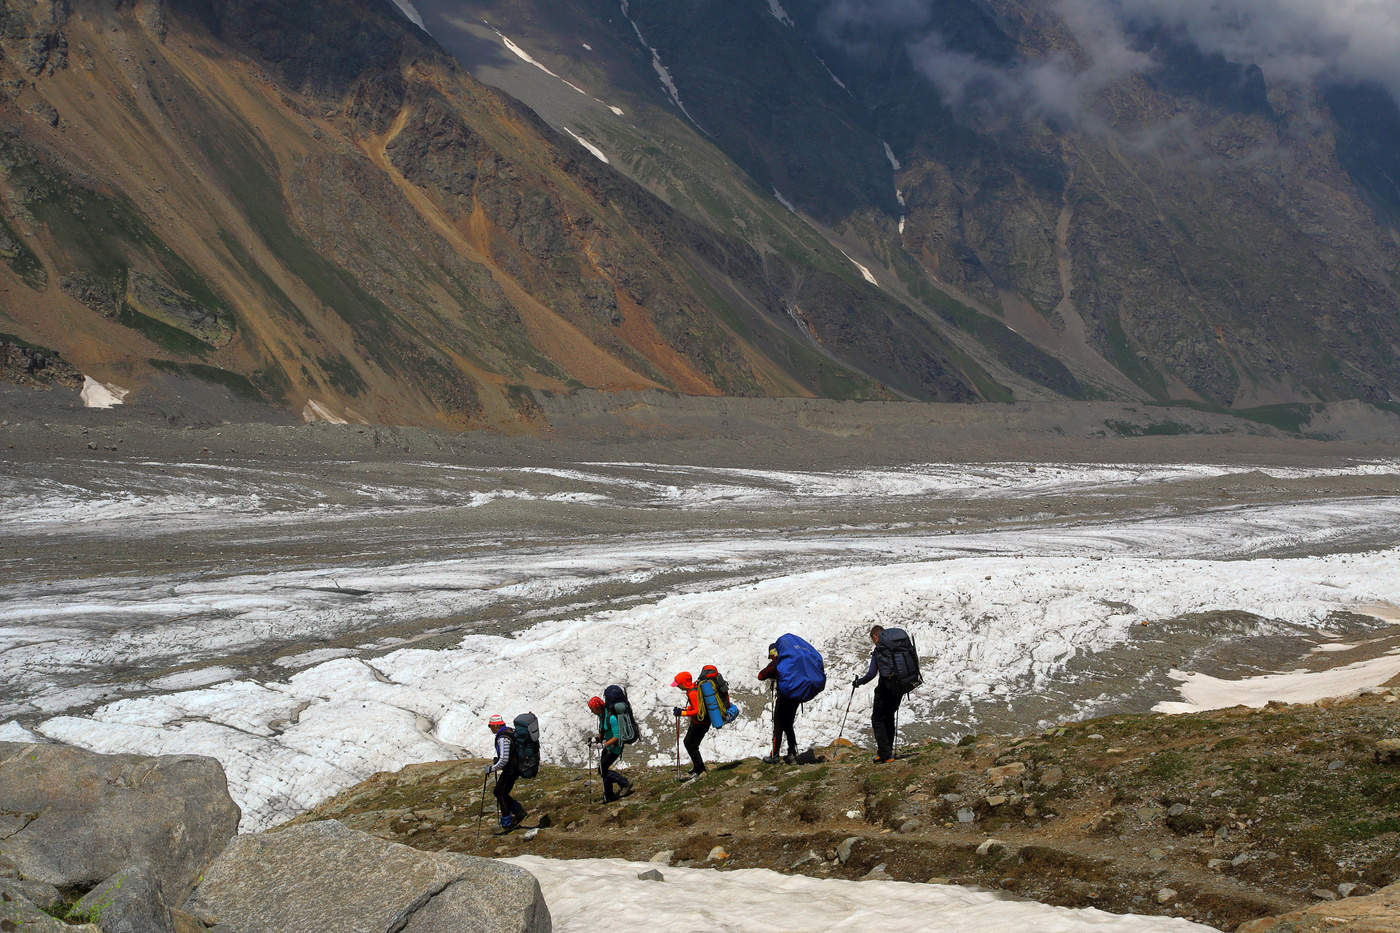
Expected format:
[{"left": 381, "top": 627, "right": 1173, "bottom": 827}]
[
  {"left": 587, "top": 696, "right": 605, "bottom": 713},
  {"left": 671, "top": 671, "right": 693, "bottom": 689}
]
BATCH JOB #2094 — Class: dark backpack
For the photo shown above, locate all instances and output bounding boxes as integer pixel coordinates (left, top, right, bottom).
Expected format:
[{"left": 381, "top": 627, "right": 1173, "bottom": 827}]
[
  {"left": 874, "top": 628, "right": 922, "bottom": 695},
  {"left": 603, "top": 684, "right": 639, "bottom": 745},
  {"left": 774, "top": 633, "right": 826, "bottom": 702},
  {"left": 512, "top": 712, "right": 541, "bottom": 778}
]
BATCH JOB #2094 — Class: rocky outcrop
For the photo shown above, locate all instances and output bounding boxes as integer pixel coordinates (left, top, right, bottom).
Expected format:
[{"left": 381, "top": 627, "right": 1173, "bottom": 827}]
[
  {"left": 0, "top": 742, "right": 241, "bottom": 901},
  {"left": 185, "top": 820, "right": 550, "bottom": 932},
  {"left": 1237, "top": 882, "right": 1400, "bottom": 932},
  {"left": 0, "top": 333, "right": 82, "bottom": 389},
  {"left": 1, "top": 879, "right": 99, "bottom": 931},
  {"left": 124, "top": 272, "right": 236, "bottom": 348}
]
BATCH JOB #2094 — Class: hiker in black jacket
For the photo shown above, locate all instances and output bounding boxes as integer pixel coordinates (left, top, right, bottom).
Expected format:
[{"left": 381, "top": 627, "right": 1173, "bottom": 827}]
[
  {"left": 853, "top": 625, "right": 902, "bottom": 763},
  {"left": 758, "top": 644, "right": 798, "bottom": 764},
  {"left": 485, "top": 714, "right": 527, "bottom": 829}
]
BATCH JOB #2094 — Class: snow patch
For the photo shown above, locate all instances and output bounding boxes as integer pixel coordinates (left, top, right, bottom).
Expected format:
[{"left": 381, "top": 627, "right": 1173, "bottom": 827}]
[
  {"left": 507, "top": 855, "right": 1212, "bottom": 932},
  {"left": 839, "top": 249, "right": 879, "bottom": 286},
  {"left": 773, "top": 188, "right": 798, "bottom": 214},
  {"left": 498, "top": 32, "right": 592, "bottom": 97},
  {"left": 80, "top": 377, "right": 128, "bottom": 409},
  {"left": 388, "top": 0, "right": 425, "bottom": 30},
  {"left": 898, "top": 216, "right": 906, "bottom": 235},
  {"left": 816, "top": 55, "right": 851, "bottom": 93},
  {"left": 608, "top": 105, "right": 624, "bottom": 116},
  {"left": 766, "top": 0, "right": 795, "bottom": 27},
  {"left": 0, "top": 721, "right": 43, "bottom": 743},
  {"left": 301, "top": 400, "right": 346, "bottom": 425},
  {"left": 562, "top": 127, "right": 610, "bottom": 164},
  {"left": 581, "top": 42, "right": 593, "bottom": 51},
  {"left": 883, "top": 140, "right": 902, "bottom": 171},
  {"left": 1154, "top": 653, "right": 1400, "bottom": 714},
  {"left": 618, "top": 1, "right": 701, "bottom": 128}
]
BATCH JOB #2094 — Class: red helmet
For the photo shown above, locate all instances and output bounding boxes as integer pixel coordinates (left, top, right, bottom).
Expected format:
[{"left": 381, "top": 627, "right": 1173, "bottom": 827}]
[
  {"left": 587, "top": 696, "right": 605, "bottom": 713},
  {"left": 671, "top": 671, "right": 693, "bottom": 689},
  {"left": 700, "top": 664, "right": 718, "bottom": 678}
]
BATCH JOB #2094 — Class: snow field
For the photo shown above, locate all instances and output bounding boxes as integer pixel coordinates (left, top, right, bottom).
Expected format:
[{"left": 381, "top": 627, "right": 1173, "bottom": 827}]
[{"left": 506, "top": 856, "right": 1213, "bottom": 932}]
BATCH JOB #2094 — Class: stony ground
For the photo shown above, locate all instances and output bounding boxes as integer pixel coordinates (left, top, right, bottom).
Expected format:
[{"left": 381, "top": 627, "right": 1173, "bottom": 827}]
[{"left": 294, "top": 688, "right": 1400, "bottom": 932}]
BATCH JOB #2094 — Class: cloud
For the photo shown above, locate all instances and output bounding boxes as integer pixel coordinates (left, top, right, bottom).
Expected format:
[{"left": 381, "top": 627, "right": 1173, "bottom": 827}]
[{"left": 821, "top": 0, "right": 1400, "bottom": 126}]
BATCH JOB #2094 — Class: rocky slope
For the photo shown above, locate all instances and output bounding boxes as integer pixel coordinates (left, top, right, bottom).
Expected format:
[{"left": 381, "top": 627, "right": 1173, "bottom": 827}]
[
  {"left": 0, "top": 0, "right": 1010, "bottom": 430},
  {"left": 414, "top": 0, "right": 1400, "bottom": 410},
  {"left": 297, "top": 688, "right": 1400, "bottom": 932}
]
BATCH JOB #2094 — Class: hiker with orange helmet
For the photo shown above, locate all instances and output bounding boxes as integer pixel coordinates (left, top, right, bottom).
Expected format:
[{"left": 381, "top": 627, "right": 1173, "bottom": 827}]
[
  {"left": 485, "top": 714, "right": 527, "bottom": 829},
  {"left": 671, "top": 671, "right": 708, "bottom": 777},
  {"left": 588, "top": 695, "right": 633, "bottom": 802}
]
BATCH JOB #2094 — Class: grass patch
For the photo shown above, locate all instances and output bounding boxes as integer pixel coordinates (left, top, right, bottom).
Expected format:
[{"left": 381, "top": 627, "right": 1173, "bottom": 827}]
[
  {"left": 0, "top": 210, "right": 47, "bottom": 289},
  {"left": 117, "top": 305, "right": 214, "bottom": 356},
  {"left": 148, "top": 359, "right": 264, "bottom": 401}
]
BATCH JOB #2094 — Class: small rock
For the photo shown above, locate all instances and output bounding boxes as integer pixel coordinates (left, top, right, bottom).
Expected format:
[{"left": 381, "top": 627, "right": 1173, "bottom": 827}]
[
  {"left": 650, "top": 850, "right": 674, "bottom": 864},
  {"left": 790, "top": 851, "right": 821, "bottom": 869},
  {"left": 897, "top": 819, "right": 921, "bottom": 834},
  {"left": 10, "top": 879, "right": 61, "bottom": 912},
  {"left": 1136, "top": 807, "right": 1157, "bottom": 822},
  {"left": 1039, "top": 766, "right": 1064, "bottom": 788},
  {"left": 522, "top": 828, "right": 539, "bottom": 841},
  {"left": 764, "top": 785, "right": 780, "bottom": 794},
  {"left": 861, "top": 863, "right": 893, "bottom": 882},
  {"left": 706, "top": 846, "right": 728, "bottom": 862},
  {"left": 1206, "top": 859, "right": 1228, "bottom": 871},
  {"left": 1310, "top": 888, "right": 1338, "bottom": 901},
  {"left": 845, "top": 810, "right": 861, "bottom": 819},
  {"left": 636, "top": 869, "right": 664, "bottom": 882},
  {"left": 956, "top": 808, "right": 976, "bottom": 823},
  {"left": 1148, "top": 848, "right": 1166, "bottom": 861},
  {"left": 1105, "top": 747, "right": 1127, "bottom": 754},
  {"left": 1327, "top": 760, "right": 1344, "bottom": 771},
  {"left": 1375, "top": 739, "right": 1400, "bottom": 766},
  {"left": 1167, "top": 803, "right": 1187, "bottom": 817},
  {"left": 1231, "top": 852, "right": 1250, "bottom": 867},
  {"left": 985, "top": 795, "right": 1007, "bottom": 807},
  {"left": 987, "top": 762, "right": 1026, "bottom": 785},
  {"left": 1337, "top": 882, "right": 1358, "bottom": 898},
  {"left": 941, "top": 793, "right": 961, "bottom": 803},
  {"left": 837, "top": 837, "right": 862, "bottom": 864},
  {"left": 976, "top": 838, "right": 1010, "bottom": 858},
  {"left": 927, "top": 876, "right": 951, "bottom": 885},
  {"left": 1088, "top": 734, "right": 1105, "bottom": 740},
  {"left": 1156, "top": 888, "right": 1177, "bottom": 904}
]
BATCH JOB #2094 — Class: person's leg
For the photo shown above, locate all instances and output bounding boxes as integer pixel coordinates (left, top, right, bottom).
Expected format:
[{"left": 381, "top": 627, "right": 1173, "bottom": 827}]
[
  {"left": 777, "top": 695, "right": 798, "bottom": 758},
  {"left": 600, "top": 748, "right": 620, "bottom": 801},
  {"left": 493, "top": 771, "right": 515, "bottom": 824},
  {"left": 684, "top": 719, "right": 709, "bottom": 773},
  {"left": 871, "top": 686, "right": 896, "bottom": 760}
]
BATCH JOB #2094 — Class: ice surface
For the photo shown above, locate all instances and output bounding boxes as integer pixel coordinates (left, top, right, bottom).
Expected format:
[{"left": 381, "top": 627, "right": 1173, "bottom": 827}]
[
  {"left": 563, "top": 127, "right": 610, "bottom": 164},
  {"left": 766, "top": 0, "right": 795, "bottom": 27},
  {"left": 301, "top": 400, "right": 346, "bottom": 424},
  {"left": 80, "top": 377, "right": 128, "bottom": 409},
  {"left": 883, "top": 140, "right": 901, "bottom": 171},
  {"left": 0, "top": 721, "right": 43, "bottom": 743},
  {"left": 506, "top": 856, "right": 1211, "bottom": 932},
  {"left": 619, "top": 1, "right": 701, "bottom": 127}
]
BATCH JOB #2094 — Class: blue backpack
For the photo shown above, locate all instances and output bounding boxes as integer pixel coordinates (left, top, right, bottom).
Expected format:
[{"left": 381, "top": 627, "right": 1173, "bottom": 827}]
[{"left": 774, "top": 633, "right": 826, "bottom": 702}]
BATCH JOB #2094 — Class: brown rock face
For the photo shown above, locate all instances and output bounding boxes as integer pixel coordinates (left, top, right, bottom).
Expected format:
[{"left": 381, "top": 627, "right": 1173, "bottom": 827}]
[{"left": 1237, "top": 882, "right": 1400, "bottom": 932}]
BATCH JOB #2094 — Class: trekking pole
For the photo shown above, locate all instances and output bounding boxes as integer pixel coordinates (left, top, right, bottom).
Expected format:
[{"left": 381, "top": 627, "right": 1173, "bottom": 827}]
[
  {"left": 836, "top": 683, "right": 856, "bottom": 743},
  {"left": 674, "top": 715, "right": 681, "bottom": 781},
  {"left": 475, "top": 771, "right": 487, "bottom": 842}
]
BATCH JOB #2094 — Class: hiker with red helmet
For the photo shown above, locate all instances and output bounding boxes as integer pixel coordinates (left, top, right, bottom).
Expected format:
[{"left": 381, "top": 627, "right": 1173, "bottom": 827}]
[
  {"left": 588, "top": 695, "right": 634, "bottom": 802},
  {"left": 485, "top": 714, "right": 527, "bottom": 829},
  {"left": 671, "top": 671, "right": 708, "bottom": 777}
]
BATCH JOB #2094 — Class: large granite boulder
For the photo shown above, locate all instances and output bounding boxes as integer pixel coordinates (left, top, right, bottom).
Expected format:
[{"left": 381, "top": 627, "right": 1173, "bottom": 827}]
[
  {"left": 72, "top": 863, "right": 177, "bottom": 933},
  {"left": 186, "top": 820, "right": 550, "bottom": 933},
  {"left": 1238, "top": 883, "right": 1400, "bottom": 932},
  {"left": 0, "top": 742, "right": 241, "bottom": 901}
]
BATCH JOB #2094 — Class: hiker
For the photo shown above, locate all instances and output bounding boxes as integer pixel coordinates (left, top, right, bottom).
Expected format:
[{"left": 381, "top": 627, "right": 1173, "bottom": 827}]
[
  {"left": 758, "top": 644, "right": 797, "bottom": 763},
  {"left": 485, "top": 713, "right": 527, "bottom": 829},
  {"left": 759, "top": 634, "right": 826, "bottom": 764},
  {"left": 672, "top": 671, "right": 708, "bottom": 777},
  {"left": 589, "top": 695, "right": 634, "bottom": 802},
  {"left": 853, "top": 625, "right": 922, "bottom": 763}
]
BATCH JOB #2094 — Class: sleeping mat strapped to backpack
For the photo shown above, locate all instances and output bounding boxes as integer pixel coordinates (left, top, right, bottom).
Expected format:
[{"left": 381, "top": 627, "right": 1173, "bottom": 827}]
[{"left": 697, "top": 666, "right": 739, "bottom": 728}]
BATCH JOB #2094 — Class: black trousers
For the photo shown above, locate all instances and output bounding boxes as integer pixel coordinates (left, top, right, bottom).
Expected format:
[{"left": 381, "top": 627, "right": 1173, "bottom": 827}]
[
  {"left": 599, "top": 747, "right": 630, "bottom": 800},
  {"left": 494, "top": 768, "right": 526, "bottom": 823},
  {"left": 771, "top": 694, "right": 798, "bottom": 756},
  {"left": 871, "top": 683, "right": 903, "bottom": 760},
  {"left": 683, "top": 717, "right": 710, "bottom": 773}
]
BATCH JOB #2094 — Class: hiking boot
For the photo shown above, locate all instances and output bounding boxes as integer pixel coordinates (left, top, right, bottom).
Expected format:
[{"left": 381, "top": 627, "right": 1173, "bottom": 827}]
[
  {"left": 618, "top": 784, "right": 634, "bottom": 798},
  {"left": 873, "top": 755, "right": 892, "bottom": 764},
  {"left": 783, "top": 752, "right": 797, "bottom": 764},
  {"left": 761, "top": 754, "right": 780, "bottom": 764}
]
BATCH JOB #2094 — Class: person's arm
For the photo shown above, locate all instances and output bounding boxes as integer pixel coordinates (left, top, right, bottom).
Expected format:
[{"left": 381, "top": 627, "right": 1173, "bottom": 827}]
[
  {"left": 487, "top": 733, "right": 512, "bottom": 773},
  {"left": 758, "top": 659, "right": 778, "bottom": 681},
  {"left": 681, "top": 688, "right": 701, "bottom": 717},
  {"left": 853, "top": 653, "right": 878, "bottom": 687}
]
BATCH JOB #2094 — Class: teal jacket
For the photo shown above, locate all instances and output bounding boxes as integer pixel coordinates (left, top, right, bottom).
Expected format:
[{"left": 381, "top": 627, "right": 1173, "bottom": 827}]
[{"left": 597, "top": 712, "right": 625, "bottom": 758}]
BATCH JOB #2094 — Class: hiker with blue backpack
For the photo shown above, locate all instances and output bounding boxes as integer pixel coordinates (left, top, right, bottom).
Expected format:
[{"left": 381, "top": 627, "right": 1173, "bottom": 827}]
[
  {"left": 589, "top": 688, "right": 637, "bottom": 802},
  {"left": 852, "top": 625, "right": 922, "bottom": 763},
  {"left": 758, "top": 634, "right": 827, "bottom": 764}
]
